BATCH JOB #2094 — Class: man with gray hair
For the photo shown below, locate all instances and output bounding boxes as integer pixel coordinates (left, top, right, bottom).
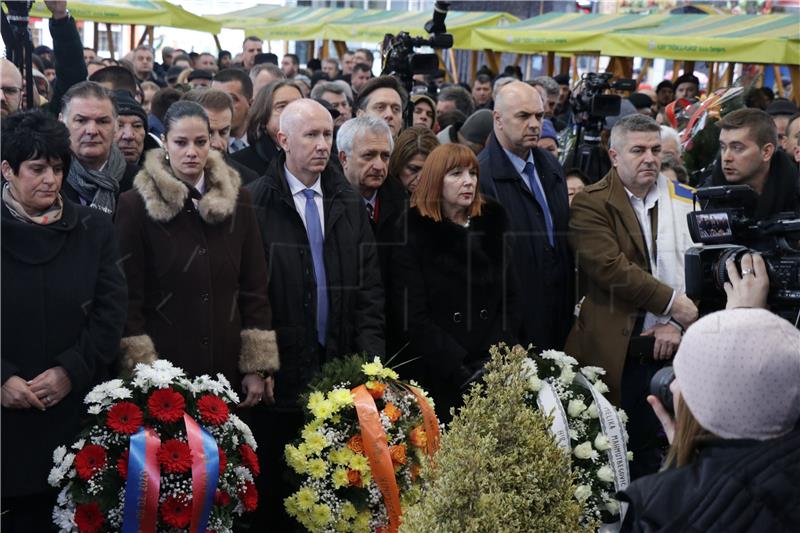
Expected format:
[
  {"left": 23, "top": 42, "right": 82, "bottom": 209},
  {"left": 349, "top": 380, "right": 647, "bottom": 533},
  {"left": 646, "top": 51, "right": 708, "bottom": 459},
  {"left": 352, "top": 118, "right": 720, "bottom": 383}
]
[
  {"left": 565, "top": 113, "right": 699, "bottom": 479},
  {"left": 436, "top": 85, "right": 474, "bottom": 117},
  {"left": 246, "top": 100, "right": 384, "bottom": 530},
  {"left": 311, "top": 81, "right": 352, "bottom": 127},
  {"left": 59, "top": 81, "right": 139, "bottom": 215},
  {"left": 337, "top": 117, "right": 405, "bottom": 283},
  {"left": 250, "top": 63, "right": 285, "bottom": 95}
]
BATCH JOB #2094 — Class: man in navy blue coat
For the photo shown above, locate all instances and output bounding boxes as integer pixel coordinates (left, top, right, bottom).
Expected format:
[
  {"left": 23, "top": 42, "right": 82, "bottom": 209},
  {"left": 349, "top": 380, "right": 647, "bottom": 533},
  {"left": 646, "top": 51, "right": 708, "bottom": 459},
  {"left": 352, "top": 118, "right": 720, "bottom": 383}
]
[{"left": 478, "top": 81, "right": 573, "bottom": 350}]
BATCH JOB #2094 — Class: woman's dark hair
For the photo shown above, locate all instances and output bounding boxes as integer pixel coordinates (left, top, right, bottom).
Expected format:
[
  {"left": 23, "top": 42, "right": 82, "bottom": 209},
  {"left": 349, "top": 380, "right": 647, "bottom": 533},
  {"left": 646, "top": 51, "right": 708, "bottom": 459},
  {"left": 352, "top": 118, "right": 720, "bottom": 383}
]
[
  {"left": 245, "top": 79, "right": 303, "bottom": 142},
  {"left": 150, "top": 88, "right": 183, "bottom": 123},
  {"left": 1, "top": 110, "right": 71, "bottom": 174},
  {"left": 163, "top": 100, "right": 210, "bottom": 138}
]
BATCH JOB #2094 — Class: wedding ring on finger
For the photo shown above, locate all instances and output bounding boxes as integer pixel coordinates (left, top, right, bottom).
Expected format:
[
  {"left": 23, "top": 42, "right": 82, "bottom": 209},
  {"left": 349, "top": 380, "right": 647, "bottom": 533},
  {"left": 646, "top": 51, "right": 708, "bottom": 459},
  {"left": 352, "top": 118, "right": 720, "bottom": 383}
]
[
  {"left": 44, "top": 396, "right": 50, "bottom": 405},
  {"left": 741, "top": 268, "right": 753, "bottom": 277}
]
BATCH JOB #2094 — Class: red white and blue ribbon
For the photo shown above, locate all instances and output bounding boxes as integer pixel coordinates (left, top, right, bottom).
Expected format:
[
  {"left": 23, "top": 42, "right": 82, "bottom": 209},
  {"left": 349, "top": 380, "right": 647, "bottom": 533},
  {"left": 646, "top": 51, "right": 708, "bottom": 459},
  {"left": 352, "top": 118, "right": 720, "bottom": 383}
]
[
  {"left": 122, "top": 427, "right": 161, "bottom": 533},
  {"left": 184, "top": 413, "right": 220, "bottom": 533}
]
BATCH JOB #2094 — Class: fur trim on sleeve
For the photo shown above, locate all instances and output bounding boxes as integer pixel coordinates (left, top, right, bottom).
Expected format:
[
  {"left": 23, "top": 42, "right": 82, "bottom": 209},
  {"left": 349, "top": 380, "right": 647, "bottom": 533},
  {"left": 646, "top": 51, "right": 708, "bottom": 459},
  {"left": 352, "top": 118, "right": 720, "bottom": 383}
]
[
  {"left": 120, "top": 334, "right": 159, "bottom": 371},
  {"left": 238, "top": 328, "right": 280, "bottom": 374}
]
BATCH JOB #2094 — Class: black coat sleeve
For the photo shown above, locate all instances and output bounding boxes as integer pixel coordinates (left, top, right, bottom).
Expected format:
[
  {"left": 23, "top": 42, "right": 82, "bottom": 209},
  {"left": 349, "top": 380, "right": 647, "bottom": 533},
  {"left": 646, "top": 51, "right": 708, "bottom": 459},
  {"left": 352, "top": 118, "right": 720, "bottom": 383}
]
[
  {"left": 46, "top": 15, "right": 87, "bottom": 116},
  {"left": 54, "top": 214, "right": 127, "bottom": 391},
  {"left": 353, "top": 204, "right": 386, "bottom": 356}
]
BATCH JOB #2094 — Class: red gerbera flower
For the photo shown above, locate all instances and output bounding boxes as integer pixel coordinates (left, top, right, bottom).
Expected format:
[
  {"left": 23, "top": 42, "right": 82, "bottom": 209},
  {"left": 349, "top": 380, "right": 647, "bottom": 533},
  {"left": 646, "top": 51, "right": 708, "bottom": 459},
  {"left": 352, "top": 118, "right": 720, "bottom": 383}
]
[
  {"left": 157, "top": 439, "right": 193, "bottom": 473},
  {"left": 197, "top": 394, "right": 229, "bottom": 425},
  {"left": 74, "top": 502, "right": 105, "bottom": 533},
  {"left": 214, "top": 489, "right": 231, "bottom": 506},
  {"left": 106, "top": 401, "right": 143, "bottom": 434},
  {"left": 75, "top": 444, "right": 107, "bottom": 480},
  {"left": 160, "top": 495, "right": 191, "bottom": 528},
  {"left": 239, "top": 480, "right": 258, "bottom": 512},
  {"left": 238, "top": 443, "right": 260, "bottom": 476},
  {"left": 218, "top": 446, "right": 227, "bottom": 474},
  {"left": 147, "top": 387, "right": 185, "bottom": 423},
  {"left": 117, "top": 449, "right": 129, "bottom": 479}
]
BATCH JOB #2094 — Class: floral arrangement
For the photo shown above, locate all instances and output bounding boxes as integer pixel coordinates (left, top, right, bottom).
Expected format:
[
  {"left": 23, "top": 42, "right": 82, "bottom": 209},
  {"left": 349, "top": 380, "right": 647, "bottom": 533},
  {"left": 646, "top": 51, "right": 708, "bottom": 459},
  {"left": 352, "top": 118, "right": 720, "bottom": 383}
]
[
  {"left": 521, "top": 347, "right": 631, "bottom": 527},
  {"left": 284, "top": 355, "right": 439, "bottom": 533},
  {"left": 48, "top": 361, "right": 260, "bottom": 533},
  {"left": 400, "top": 344, "right": 590, "bottom": 533}
]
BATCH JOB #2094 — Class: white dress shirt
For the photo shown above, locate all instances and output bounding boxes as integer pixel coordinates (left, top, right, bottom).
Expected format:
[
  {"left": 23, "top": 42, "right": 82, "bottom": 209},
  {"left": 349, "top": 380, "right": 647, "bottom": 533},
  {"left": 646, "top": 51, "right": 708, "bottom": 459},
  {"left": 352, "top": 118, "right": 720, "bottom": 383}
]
[{"left": 285, "top": 165, "right": 325, "bottom": 237}]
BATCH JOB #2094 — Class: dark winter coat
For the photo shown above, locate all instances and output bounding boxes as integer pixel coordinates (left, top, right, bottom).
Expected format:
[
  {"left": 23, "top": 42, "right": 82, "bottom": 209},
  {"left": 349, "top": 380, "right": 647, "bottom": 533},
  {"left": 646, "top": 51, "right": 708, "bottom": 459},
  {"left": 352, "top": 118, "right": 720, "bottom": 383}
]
[
  {"left": 389, "top": 199, "right": 521, "bottom": 419},
  {"left": 115, "top": 149, "right": 278, "bottom": 386},
  {"left": 246, "top": 155, "right": 385, "bottom": 407},
  {"left": 370, "top": 176, "right": 407, "bottom": 286},
  {"left": 231, "top": 135, "right": 281, "bottom": 177},
  {"left": 1, "top": 198, "right": 127, "bottom": 496},
  {"left": 618, "top": 427, "right": 800, "bottom": 532},
  {"left": 478, "top": 132, "right": 574, "bottom": 350}
]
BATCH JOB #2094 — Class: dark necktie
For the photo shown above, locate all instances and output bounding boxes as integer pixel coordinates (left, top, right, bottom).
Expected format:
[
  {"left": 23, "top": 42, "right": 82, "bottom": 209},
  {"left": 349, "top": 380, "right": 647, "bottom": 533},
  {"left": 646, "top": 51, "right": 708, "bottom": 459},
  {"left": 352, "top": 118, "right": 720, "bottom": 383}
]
[
  {"left": 302, "top": 189, "right": 328, "bottom": 346},
  {"left": 523, "top": 161, "right": 555, "bottom": 247},
  {"left": 365, "top": 201, "right": 375, "bottom": 222}
]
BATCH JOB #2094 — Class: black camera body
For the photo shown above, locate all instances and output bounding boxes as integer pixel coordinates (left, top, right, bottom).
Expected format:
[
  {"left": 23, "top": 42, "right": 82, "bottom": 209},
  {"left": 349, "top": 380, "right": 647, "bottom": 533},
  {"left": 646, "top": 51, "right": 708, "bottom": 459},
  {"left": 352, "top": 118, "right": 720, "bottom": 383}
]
[{"left": 684, "top": 185, "right": 800, "bottom": 310}]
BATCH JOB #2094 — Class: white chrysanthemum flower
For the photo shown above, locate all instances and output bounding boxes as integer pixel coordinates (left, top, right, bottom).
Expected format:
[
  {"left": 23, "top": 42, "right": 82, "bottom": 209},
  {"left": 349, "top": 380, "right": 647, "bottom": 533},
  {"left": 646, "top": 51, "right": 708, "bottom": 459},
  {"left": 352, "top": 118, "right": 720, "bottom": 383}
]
[
  {"left": 520, "top": 357, "right": 538, "bottom": 379},
  {"left": 618, "top": 409, "right": 629, "bottom": 424},
  {"left": 71, "top": 439, "right": 85, "bottom": 451},
  {"left": 627, "top": 451, "right": 634, "bottom": 461},
  {"left": 87, "top": 405, "right": 102, "bottom": 415},
  {"left": 573, "top": 441, "right": 593, "bottom": 459},
  {"left": 567, "top": 399, "right": 587, "bottom": 418},
  {"left": 597, "top": 465, "right": 614, "bottom": 483},
  {"left": 559, "top": 366, "right": 576, "bottom": 385},
  {"left": 605, "top": 498, "right": 620, "bottom": 515},
  {"left": 52, "top": 506, "right": 75, "bottom": 531},
  {"left": 580, "top": 366, "right": 606, "bottom": 381},
  {"left": 53, "top": 445, "right": 67, "bottom": 464},
  {"left": 594, "top": 379, "right": 610, "bottom": 394},
  {"left": 594, "top": 434, "right": 611, "bottom": 451},
  {"left": 229, "top": 414, "right": 257, "bottom": 450}
]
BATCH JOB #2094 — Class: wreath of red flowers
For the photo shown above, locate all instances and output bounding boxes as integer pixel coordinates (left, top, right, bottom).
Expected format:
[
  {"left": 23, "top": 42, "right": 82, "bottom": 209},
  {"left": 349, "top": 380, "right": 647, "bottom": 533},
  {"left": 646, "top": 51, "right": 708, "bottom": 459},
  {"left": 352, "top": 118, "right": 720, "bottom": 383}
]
[
  {"left": 160, "top": 495, "right": 192, "bottom": 528},
  {"left": 147, "top": 387, "right": 186, "bottom": 423},
  {"left": 239, "top": 443, "right": 260, "bottom": 476},
  {"left": 157, "top": 439, "right": 193, "bottom": 473},
  {"left": 75, "top": 444, "right": 107, "bottom": 480},
  {"left": 74, "top": 501, "right": 105, "bottom": 533},
  {"left": 106, "top": 402, "right": 144, "bottom": 434},
  {"left": 197, "top": 394, "right": 230, "bottom": 425}
]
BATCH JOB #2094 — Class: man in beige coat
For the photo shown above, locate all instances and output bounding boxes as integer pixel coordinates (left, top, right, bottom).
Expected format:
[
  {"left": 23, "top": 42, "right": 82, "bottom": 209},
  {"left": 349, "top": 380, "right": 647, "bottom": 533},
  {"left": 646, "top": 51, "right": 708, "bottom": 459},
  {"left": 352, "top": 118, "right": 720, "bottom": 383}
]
[{"left": 565, "top": 114, "right": 698, "bottom": 478}]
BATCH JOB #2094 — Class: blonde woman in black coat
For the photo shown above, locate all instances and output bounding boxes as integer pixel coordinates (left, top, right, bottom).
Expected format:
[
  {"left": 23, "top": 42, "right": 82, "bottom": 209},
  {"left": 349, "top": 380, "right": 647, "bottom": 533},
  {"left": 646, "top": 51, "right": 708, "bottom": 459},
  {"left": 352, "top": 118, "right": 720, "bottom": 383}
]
[{"left": 390, "top": 144, "right": 521, "bottom": 421}]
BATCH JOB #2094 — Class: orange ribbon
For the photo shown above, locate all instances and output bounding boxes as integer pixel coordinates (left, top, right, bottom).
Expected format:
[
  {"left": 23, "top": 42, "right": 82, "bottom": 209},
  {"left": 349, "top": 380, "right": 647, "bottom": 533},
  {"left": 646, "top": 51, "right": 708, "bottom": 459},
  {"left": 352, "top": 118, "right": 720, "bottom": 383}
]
[
  {"left": 400, "top": 384, "right": 440, "bottom": 463},
  {"left": 351, "top": 384, "right": 402, "bottom": 533}
]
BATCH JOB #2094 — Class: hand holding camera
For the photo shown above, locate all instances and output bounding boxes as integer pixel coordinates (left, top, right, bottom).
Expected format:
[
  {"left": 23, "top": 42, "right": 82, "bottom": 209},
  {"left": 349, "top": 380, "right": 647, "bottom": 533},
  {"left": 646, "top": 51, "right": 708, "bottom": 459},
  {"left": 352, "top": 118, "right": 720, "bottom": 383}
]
[{"left": 724, "top": 252, "right": 769, "bottom": 310}]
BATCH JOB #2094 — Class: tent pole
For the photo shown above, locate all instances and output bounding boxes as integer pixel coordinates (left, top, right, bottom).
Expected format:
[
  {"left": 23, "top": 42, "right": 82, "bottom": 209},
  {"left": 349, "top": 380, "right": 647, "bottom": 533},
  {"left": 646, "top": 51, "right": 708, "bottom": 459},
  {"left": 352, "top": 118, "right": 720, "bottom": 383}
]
[
  {"left": 636, "top": 57, "right": 650, "bottom": 86},
  {"left": 513, "top": 53, "right": 522, "bottom": 67},
  {"left": 789, "top": 65, "right": 800, "bottom": 107},
  {"left": 559, "top": 56, "right": 570, "bottom": 75},
  {"left": 213, "top": 34, "right": 222, "bottom": 53},
  {"left": 484, "top": 49, "right": 500, "bottom": 76},
  {"left": 685, "top": 61, "right": 695, "bottom": 75},
  {"left": 333, "top": 41, "right": 348, "bottom": 58},
  {"left": 546, "top": 51, "right": 555, "bottom": 77},
  {"left": 672, "top": 61, "right": 681, "bottom": 82},
  {"left": 708, "top": 62, "right": 716, "bottom": 92},
  {"left": 525, "top": 55, "right": 532, "bottom": 80},
  {"left": 726, "top": 63, "right": 735, "bottom": 86},
  {"left": 321, "top": 40, "right": 330, "bottom": 60},
  {"left": 773, "top": 65, "right": 784, "bottom": 97},
  {"left": 469, "top": 50, "right": 478, "bottom": 82},
  {"left": 572, "top": 55, "right": 578, "bottom": 82},
  {"left": 106, "top": 23, "right": 115, "bottom": 59},
  {"left": 448, "top": 48, "right": 459, "bottom": 82},
  {"left": 93, "top": 23, "right": 99, "bottom": 53},
  {"left": 130, "top": 25, "right": 136, "bottom": 51}
]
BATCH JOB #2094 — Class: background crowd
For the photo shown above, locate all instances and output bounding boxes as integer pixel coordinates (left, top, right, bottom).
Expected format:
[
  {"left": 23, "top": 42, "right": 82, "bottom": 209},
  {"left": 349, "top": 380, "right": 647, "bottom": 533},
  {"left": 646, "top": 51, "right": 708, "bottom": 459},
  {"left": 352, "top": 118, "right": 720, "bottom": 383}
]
[{"left": 1, "top": 2, "right": 799, "bottom": 532}]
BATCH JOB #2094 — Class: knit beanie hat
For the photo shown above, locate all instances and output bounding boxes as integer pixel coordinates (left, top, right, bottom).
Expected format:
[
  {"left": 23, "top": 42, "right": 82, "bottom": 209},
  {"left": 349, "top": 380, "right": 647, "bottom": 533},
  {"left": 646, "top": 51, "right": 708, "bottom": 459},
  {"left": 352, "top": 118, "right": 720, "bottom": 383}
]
[{"left": 673, "top": 308, "right": 800, "bottom": 441}]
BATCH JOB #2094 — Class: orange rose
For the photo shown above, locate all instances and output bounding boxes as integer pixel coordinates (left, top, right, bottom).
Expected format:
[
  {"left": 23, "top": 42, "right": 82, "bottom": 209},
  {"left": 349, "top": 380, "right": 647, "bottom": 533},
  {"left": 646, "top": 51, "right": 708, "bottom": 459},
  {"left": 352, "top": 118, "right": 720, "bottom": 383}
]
[
  {"left": 366, "top": 381, "right": 386, "bottom": 399},
  {"left": 382, "top": 403, "right": 401, "bottom": 423},
  {"left": 347, "top": 435, "right": 364, "bottom": 454},
  {"left": 389, "top": 444, "right": 407, "bottom": 466},
  {"left": 347, "top": 469, "right": 363, "bottom": 487},
  {"left": 410, "top": 463, "right": 421, "bottom": 481},
  {"left": 409, "top": 425, "right": 427, "bottom": 449}
]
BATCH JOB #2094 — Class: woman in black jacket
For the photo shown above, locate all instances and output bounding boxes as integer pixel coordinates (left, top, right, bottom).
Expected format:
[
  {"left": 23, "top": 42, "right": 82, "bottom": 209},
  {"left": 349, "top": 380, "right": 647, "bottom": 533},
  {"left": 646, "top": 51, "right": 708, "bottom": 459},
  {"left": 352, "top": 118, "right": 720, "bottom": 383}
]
[
  {"left": 1, "top": 111, "right": 127, "bottom": 531},
  {"left": 619, "top": 255, "right": 800, "bottom": 532},
  {"left": 231, "top": 79, "right": 303, "bottom": 176},
  {"left": 390, "top": 144, "right": 521, "bottom": 422}
]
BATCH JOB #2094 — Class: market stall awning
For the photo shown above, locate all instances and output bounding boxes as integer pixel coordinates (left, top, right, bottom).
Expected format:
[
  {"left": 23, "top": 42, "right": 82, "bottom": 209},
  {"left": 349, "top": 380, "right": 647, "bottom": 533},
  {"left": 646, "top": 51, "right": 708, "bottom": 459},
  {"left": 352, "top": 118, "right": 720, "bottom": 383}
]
[
  {"left": 214, "top": 5, "right": 518, "bottom": 49},
  {"left": 28, "top": 0, "right": 222, "bottom": 33},
  {"left": 471, "top": 13, "right": 800, "bottom": 64}
]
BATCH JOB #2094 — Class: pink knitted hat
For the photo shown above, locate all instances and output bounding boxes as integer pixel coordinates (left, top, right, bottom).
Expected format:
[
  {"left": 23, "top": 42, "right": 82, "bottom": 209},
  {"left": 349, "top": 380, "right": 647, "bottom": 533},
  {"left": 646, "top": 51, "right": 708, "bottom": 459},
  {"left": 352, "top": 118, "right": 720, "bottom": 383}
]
[{"left": 673, "top": 308, "right": 800, "bottom": 440}]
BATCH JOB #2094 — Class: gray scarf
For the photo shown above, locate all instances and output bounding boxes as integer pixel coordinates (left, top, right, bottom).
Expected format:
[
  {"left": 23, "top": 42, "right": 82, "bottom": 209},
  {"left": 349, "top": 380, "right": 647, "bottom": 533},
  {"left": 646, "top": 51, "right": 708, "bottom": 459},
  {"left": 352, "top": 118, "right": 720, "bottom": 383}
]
[{"left": 66, "top": 144, "right": 127, "bottom": 215}]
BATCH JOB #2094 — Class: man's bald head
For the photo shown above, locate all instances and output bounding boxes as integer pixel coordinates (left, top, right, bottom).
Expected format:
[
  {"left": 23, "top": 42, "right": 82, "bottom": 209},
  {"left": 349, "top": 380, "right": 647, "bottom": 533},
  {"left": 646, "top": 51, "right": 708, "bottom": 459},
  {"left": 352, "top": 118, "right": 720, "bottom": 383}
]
[
  {"left": 492, "top": 81, "right": 545, "bottom": 158},
  {"left": 277, "top": 99, "right": 334, "bottom": 184},
  {"left": 1, "top": 59, "right": 23, "bottom": 118}
]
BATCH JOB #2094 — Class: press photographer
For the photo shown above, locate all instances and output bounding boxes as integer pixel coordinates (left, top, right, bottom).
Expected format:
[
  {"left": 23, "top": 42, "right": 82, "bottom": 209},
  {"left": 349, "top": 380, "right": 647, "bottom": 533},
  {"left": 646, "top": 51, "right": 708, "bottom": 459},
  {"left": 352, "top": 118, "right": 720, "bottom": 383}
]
[
  {"left": 619, "top": 253, "right": 800, "bottom": 533},
  {"left": 707, "top": 108, "right": 800, "bottom": 218}
]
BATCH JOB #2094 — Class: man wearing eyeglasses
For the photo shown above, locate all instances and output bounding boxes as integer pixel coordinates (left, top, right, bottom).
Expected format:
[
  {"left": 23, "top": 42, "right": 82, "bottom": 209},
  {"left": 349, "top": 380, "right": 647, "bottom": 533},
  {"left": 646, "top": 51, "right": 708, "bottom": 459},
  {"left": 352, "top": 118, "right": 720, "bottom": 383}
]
[{"left": 0, "top": 58, "right": 22, "bottom": 118}]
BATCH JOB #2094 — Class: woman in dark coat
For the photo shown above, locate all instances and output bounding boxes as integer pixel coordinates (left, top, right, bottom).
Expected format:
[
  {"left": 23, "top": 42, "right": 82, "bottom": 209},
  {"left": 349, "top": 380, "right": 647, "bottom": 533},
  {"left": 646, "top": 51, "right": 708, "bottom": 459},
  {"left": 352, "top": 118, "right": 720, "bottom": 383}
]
[
  {"left": 1, "top": 111, "right": 127, "bottom": 531},
  {"left": 390, "top": 144, "right": 521, "bottom": 421},
  {"left": 115, "top": 101, "right": 279, "bottom": 407},
  {"left": 231, "top": 80, "right": 303, "bottom": 176}
]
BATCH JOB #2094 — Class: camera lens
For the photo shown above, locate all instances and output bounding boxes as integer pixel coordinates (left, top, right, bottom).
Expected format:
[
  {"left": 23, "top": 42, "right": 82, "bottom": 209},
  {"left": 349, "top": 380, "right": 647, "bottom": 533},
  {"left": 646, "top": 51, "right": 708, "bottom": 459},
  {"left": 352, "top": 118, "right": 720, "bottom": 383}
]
[
  {"left": 713, "top": 246, "right": 748, "bottom": 291},
  {"left": 649, "top": 366, "right": 675, "bottom": 416}
]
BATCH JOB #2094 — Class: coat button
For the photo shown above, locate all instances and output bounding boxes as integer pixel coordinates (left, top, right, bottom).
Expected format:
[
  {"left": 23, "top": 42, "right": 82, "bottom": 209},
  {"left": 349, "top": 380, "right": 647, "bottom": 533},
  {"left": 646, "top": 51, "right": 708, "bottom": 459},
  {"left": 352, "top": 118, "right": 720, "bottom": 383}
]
[
  {"left": 480, "top": 309, "right": 489, "bottom": 320},
  {"left": 200, "top": 336, "right": 209, "bottom": 345},
  {"left": 201, "top": 293, "right": 209, "bottom": 303},
  {"left": 453, "top": 312, "right": 463, "bottom": 323},
  {"left": 198, "top": 248, "right": 207, "bottom": 256}
]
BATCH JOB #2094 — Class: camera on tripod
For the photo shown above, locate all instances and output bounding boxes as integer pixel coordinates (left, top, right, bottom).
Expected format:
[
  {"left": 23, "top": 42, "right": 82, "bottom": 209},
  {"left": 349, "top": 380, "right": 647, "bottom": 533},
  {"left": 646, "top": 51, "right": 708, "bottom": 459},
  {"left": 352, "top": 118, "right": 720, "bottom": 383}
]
[
  {"left": 381, "top": 1, "right": 453, "bottom": 95},
  {"left": 684, "top": 185, "right": 800, "bottom": 310}
]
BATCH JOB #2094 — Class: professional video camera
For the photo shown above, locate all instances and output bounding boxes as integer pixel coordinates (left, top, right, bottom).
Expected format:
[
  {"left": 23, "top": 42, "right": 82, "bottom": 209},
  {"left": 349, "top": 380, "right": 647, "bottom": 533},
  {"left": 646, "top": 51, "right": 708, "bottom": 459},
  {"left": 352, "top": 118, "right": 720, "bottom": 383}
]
[
  {"left": 566, "top": 72, "right": 637, "bottom": 182},
  {"left": 381, "top": 1, "right": 453, "bottom": 96},
  {"left": 684, "top": 185, "right": 800, "bottom": 317}
]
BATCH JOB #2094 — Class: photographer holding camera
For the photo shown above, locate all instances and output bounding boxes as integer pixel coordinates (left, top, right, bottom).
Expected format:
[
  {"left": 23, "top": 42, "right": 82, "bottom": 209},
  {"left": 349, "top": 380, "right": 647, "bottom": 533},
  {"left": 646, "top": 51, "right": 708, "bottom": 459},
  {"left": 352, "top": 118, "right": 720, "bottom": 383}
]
[
  {"left": 619, "top": 253, "right": 800, "bottom": 532},
  {"left": 708, "top": 108, "right": 800, "bottom": 218}
]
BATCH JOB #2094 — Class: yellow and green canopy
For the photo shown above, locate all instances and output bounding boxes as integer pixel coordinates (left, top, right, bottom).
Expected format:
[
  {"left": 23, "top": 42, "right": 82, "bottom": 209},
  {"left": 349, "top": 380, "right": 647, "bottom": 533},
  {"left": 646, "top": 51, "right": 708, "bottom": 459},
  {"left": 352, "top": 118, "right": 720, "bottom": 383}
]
[
  {"left": 471, "top": 13, "right": 799, "bottom": 64},
  {"left": 213, "top": 5, "right": 518, "bottom": 49},
  {"left": 29, "top": 0, "right": 222, "bottom": 33}
]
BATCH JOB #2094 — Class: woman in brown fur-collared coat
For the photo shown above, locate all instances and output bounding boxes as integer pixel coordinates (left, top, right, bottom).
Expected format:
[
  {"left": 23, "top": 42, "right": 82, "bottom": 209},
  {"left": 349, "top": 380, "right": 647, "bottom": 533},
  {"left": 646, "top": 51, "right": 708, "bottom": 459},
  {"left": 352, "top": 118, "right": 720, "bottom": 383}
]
[{"left": 115, "top": 101, "right": 279, "bottom": 407}]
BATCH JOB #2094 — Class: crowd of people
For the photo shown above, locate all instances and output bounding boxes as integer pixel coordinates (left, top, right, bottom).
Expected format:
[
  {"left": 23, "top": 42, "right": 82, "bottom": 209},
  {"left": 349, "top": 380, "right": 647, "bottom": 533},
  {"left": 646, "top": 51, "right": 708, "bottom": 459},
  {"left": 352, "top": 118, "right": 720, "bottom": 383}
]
[{"left": 1, "top": 4, "right": 799, "bottom": 531}]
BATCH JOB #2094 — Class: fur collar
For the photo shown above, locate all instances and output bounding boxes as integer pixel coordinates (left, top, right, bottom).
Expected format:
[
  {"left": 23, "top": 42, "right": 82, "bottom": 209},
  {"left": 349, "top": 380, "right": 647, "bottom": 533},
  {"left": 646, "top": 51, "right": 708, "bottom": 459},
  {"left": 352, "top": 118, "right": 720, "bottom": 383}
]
[{"left": 134, "top": 148, "right": 241, "bottom": 223}]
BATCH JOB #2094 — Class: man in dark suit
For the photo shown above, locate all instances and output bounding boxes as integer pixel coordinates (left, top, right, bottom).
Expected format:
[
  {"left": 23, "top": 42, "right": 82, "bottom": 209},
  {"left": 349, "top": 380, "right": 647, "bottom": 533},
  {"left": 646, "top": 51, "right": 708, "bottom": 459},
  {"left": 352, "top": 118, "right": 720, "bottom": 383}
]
[
  {"left": 246, "top": 100, "right": 385, "bottom": 530},
  {"left": 478, "top": 81, "right": 573, "bottom": 350}
]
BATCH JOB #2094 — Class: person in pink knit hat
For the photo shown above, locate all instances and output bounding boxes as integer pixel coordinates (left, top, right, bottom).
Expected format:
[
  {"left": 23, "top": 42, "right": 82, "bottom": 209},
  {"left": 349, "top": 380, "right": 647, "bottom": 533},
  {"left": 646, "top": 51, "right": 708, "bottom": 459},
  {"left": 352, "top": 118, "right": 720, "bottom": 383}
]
[{"left": 618, "top": 252, "right": 800, "bottom": 532}]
